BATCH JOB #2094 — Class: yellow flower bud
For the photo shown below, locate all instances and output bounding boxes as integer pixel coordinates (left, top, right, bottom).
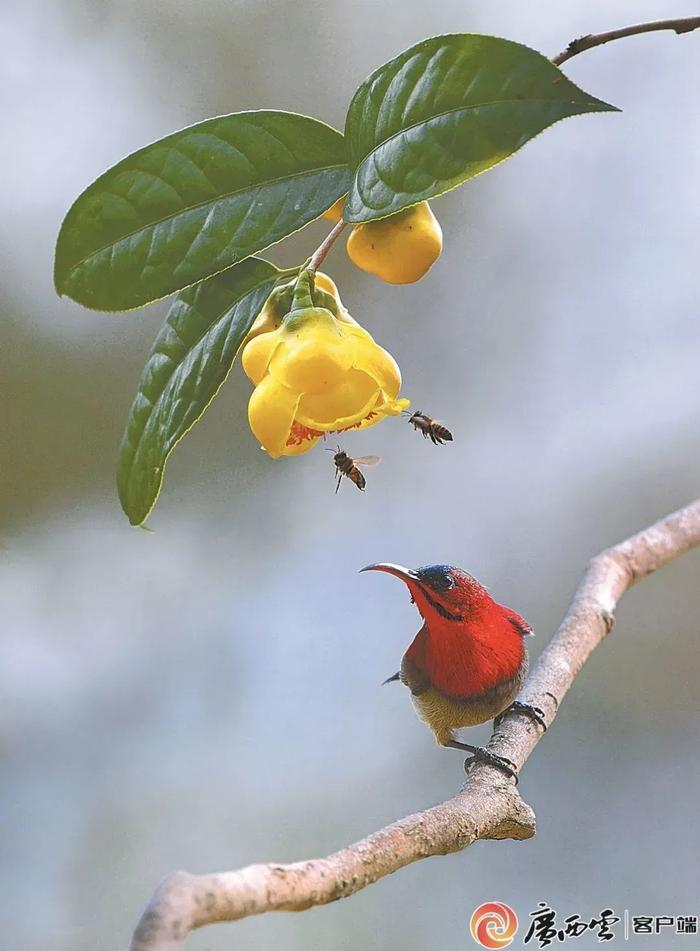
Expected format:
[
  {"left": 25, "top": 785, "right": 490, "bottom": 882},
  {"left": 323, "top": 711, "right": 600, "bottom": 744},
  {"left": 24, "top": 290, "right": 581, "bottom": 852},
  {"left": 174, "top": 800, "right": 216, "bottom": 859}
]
[
  {"left": 346, "top": 201, "right": 442, "bottom": 284},
  {"left": 322, "top": 196, "right": 346, "bottom": 223}
]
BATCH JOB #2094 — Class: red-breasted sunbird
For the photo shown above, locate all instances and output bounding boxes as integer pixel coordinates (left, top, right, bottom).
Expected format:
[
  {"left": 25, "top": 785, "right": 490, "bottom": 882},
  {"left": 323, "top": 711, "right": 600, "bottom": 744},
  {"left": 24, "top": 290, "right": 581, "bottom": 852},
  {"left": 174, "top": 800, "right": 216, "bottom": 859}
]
[{"left": 362, "top": 563, "right": 545, "bottom": 778}]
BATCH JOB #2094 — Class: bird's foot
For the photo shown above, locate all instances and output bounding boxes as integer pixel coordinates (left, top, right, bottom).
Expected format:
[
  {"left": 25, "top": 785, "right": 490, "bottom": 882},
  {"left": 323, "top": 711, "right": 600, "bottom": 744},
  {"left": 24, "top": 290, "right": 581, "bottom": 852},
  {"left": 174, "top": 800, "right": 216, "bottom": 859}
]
[
  {"left": 495, "top": 700, "right": 548, "bottom": 732},
  {"left": 464, "top": 747, "right": 518, "bottom": 783},
  {"left": 444, "top": 739, "right": 518, "bottom": 783}
]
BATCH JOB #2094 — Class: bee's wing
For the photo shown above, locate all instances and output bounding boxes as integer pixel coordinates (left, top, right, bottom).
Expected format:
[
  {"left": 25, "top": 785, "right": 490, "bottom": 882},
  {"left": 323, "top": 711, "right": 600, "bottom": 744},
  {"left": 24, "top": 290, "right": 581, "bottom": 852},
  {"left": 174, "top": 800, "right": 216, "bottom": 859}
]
[{"left": 354, "top": 455, "right": 381, "bottom": 467}]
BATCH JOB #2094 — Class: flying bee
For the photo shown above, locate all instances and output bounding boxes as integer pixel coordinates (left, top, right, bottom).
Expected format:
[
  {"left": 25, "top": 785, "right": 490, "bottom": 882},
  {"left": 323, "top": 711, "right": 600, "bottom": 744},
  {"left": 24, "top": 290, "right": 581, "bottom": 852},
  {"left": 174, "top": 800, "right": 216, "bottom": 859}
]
[
  {"left": 406, "top": 410, "right": 453, "bottom": 445},
  {"left": 326, "top": 446, "right": 381, "bottom": 493}
]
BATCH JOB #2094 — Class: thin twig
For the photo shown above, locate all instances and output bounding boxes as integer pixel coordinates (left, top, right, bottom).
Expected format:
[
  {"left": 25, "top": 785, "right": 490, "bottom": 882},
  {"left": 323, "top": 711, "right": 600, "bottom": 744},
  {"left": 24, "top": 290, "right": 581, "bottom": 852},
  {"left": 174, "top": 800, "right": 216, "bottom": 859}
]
[
  {"left": 130, "top": 498, "right": 700, "bottom": 951},
  {"left": 552, "top": 16, "right": 700, "bottom": 66},
  {"left": 308, "top": 219, "right": 347, "bottom": 272}
]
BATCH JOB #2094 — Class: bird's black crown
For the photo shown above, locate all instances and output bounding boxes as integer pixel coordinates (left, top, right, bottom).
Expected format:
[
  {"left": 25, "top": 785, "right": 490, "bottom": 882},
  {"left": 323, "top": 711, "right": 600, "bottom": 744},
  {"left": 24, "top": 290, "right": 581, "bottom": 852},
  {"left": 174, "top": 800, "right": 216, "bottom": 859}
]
[{"left": 415, "top": 565, "right": 455, "bottom": 592}]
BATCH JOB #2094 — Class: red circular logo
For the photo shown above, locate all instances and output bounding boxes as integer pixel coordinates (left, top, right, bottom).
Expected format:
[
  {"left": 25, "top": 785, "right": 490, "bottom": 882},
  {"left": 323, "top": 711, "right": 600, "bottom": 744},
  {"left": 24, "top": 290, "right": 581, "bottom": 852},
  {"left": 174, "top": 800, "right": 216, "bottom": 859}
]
[{"left": 470, "top": 901, "right": 519, "bottom": 948}]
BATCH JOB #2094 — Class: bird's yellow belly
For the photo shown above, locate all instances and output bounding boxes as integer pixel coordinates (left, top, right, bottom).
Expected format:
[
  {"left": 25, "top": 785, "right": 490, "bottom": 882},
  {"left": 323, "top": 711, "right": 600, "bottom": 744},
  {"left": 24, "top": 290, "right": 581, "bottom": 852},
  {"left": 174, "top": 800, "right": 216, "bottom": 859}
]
[{"left": 411, "top": 680, "right": 521, "bottom": 747}]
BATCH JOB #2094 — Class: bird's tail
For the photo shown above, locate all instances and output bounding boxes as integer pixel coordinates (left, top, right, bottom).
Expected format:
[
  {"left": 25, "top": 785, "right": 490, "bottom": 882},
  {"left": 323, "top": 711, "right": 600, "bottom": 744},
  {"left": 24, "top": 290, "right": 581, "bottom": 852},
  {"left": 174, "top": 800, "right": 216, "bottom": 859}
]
[{"left": 382, "top": 671, "right": 401, "bottom": 685}]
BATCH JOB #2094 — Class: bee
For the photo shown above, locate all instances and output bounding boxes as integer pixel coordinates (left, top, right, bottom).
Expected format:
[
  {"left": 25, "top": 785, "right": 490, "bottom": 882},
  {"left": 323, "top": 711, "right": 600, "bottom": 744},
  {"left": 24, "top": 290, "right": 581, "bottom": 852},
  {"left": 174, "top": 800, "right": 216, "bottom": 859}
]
[
  {"left": 327, "top": 447, "right": 381, "bottom": 493},
  {"left": 407, "top": 410, "right": 453, "bottom": 445}
]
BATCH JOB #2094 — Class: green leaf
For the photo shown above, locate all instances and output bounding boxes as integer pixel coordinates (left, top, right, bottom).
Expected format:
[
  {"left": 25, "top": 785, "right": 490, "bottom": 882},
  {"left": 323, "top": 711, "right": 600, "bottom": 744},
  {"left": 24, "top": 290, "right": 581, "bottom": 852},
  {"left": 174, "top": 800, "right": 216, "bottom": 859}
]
[
  {"left": 55, "top": 111, "right": 351, "bottom": 311},
  {"left": 117, "top": 257, "right": 282, "bottom": 525},
  {"left": 343, "top": 34, "right": 618, "bottom": 221}
]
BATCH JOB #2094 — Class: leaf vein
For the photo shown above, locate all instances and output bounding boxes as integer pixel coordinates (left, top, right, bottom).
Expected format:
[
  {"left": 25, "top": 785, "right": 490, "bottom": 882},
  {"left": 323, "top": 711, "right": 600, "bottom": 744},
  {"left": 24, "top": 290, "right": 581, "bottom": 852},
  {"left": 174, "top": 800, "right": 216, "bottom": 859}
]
[{"left": 63, "top": 163, "right": 348, "bottom": 281}]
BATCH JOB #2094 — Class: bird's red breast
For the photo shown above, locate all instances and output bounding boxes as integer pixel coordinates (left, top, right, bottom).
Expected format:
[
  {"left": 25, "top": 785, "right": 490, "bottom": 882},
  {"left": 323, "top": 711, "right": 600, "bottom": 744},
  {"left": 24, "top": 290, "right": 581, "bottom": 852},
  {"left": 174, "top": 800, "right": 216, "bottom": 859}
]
[
  {"left": 406, "top": 607, "right": 527, "bottom": 699},
  {"left": 361, "top": 562, "right": 531, "bottom": 701}
]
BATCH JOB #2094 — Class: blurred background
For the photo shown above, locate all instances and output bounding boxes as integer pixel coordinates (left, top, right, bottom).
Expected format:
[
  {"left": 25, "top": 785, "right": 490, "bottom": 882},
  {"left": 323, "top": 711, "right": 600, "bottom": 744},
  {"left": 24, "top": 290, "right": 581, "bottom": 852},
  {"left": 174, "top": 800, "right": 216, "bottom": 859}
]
[{"left": 2, "top": 1, "right": 700, "bottom": 948}]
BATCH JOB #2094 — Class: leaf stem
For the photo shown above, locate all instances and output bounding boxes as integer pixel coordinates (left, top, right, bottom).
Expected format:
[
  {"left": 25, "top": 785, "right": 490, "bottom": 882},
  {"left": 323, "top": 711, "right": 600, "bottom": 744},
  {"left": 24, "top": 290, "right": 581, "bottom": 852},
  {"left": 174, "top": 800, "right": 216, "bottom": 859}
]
[
  {"left": 308, "top": 220, "right": 347, "bottom": 273},
  {"left": 552, "top": 16, "right": 700, "bottom": 66}
]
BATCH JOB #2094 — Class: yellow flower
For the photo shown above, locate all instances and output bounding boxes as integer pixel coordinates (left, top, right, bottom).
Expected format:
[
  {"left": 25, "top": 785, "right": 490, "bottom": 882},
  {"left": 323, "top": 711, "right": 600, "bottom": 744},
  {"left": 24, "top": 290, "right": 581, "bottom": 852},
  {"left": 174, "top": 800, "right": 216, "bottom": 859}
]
[{"left": 242, "top": 270, "right": 409, "bottom": 458}]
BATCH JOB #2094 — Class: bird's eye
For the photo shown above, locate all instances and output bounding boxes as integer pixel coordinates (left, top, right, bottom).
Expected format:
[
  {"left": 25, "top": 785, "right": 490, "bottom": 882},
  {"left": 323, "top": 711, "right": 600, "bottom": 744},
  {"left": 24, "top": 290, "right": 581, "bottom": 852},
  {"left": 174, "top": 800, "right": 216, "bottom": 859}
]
[{"left": 417, "top": 565, "right": 454, "bottom": 591}]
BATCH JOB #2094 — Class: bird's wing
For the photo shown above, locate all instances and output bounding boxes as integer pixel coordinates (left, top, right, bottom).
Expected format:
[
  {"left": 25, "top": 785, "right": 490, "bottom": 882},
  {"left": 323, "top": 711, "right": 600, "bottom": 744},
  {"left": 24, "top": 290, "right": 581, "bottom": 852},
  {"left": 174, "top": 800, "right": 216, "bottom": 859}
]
[
  {"left": 505, "top": 610, "right": 534, "bottom": 637},
  {"left": 400, "top": 652, "right": 431, "bottom": 696}
]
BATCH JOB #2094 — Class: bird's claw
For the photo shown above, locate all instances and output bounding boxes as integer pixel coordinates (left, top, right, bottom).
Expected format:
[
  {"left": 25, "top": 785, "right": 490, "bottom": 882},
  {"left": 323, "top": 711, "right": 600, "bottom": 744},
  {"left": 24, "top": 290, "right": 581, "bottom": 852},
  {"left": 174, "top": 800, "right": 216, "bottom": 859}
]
[
  {"left": 495, "top": 700, "right": 548, "bottom": 732},
  {"left": 463, "top": 747, "right": 518, "bottom": 783}
]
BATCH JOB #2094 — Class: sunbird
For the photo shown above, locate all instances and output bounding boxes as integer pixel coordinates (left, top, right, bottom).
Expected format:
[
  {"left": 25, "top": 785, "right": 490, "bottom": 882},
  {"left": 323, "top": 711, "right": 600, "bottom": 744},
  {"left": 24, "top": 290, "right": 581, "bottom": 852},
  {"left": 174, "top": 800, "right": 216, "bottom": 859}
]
[{"left": 362, "top": 563, "right": 545, "bottom": 779}]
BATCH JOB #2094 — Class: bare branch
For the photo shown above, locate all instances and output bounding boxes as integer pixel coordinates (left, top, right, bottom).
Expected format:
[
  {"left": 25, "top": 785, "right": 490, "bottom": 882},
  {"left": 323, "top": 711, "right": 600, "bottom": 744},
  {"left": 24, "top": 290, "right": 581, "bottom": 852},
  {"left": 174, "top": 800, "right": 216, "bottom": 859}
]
[
  {"left": 552, "top": 16, "right": 700, "bottom": 66},
  {"left": 130, "top": 498, "right": 700, "bottom": 951}
]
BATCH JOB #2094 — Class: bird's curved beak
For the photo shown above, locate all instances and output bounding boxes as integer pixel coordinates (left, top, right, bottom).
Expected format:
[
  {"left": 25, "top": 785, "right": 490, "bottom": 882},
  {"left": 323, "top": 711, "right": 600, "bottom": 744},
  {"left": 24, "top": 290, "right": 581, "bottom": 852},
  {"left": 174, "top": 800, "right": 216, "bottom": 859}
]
[
  {"left": 362, "top": 562, "right": 463, "bottom": 622},
  {"left": 360, "top": 563, "right": 420, "bottom": 583}
]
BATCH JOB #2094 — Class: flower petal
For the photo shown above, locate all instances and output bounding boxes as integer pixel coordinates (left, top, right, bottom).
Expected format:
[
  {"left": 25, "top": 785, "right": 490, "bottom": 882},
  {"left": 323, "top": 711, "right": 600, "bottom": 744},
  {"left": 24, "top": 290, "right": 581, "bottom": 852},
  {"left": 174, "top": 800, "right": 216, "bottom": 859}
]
[
  {"left": 271, "top": 312, "right": 355, "bottom": 393},
  {"left": 241, "top": 330, "right": 282, "bottom": 385},
  {"left": 248, "top": 375, "right": 300, "bottom": 458},
  {"left": 349, "top": 329, "right": 402, "bottom": 397},
  {"left": 314, "top": 272, "right": 340, "bottom": 300},
  {"left": 313, "top": 272, "right": 359, "bottom": 326},
  {"left": 296, "top": 369, "right": 380, "bottom": 430},
  {"left": 377, "top": 396, "right": 410, "bottom": 416}
]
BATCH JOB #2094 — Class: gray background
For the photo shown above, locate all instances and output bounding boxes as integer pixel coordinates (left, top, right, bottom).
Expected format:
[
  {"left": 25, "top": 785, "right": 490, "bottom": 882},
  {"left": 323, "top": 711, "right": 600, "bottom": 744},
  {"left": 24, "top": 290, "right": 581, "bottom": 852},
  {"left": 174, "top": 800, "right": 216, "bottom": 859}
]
[{"left": 2, "top": 0, "right": 699, "bottom": 948}]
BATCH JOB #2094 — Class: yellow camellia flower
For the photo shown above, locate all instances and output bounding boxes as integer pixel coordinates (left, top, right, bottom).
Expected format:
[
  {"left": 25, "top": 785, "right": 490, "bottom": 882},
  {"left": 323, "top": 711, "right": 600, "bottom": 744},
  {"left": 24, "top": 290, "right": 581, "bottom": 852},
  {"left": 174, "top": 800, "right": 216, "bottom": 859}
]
[{"left": 242, "top": 270, "right": 409, "bottom": 458}]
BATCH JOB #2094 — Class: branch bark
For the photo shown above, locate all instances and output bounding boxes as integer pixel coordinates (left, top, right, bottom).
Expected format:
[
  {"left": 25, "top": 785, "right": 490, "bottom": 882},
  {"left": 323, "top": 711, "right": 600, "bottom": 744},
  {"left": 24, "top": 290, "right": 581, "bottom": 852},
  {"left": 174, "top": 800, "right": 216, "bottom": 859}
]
[
  {"left": 130, "top": 498, "right": 700, "bottom": 951},
  {"left": 552, "top": 16, "right": 700, "bottom": 65}
]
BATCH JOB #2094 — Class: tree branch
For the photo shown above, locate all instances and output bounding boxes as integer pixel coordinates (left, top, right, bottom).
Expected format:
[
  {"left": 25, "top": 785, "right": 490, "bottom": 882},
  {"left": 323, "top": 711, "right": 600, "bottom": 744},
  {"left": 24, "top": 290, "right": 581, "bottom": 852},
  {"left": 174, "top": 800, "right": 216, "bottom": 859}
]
[
  {"left": 130, "top": 498, "right": 700, "bottom": 951},
  {"left": 308, "top": 219, "right": 347, "bottom": 273},
  {"left": 552, "top": 16, "right": 700, "bottom": 66}
]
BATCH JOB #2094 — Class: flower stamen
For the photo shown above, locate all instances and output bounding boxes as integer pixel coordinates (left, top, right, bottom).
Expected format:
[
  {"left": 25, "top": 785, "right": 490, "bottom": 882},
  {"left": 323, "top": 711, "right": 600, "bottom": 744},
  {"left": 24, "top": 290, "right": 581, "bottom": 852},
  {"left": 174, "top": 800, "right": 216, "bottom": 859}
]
[{"left": 286, "top": 422, "right": 325, "bottom": 448}]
